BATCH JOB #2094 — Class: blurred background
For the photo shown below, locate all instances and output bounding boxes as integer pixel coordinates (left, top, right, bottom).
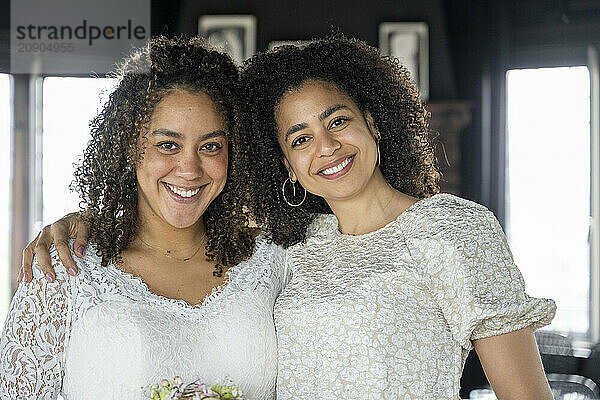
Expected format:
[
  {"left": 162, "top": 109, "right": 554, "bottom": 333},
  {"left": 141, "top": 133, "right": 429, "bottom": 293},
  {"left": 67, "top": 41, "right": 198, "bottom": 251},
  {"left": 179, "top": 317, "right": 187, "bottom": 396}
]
[{"left": 0, "top": 0, "right": 599, "bottom": 397}]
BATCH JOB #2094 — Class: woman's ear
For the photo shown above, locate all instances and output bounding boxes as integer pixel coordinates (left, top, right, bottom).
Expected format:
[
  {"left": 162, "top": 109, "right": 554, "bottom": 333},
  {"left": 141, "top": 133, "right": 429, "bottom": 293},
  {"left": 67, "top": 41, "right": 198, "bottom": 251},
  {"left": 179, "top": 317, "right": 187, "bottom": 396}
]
[
  {"left": 282, "top": 157, "right": 297, "bottom": 181},
  {"left": 364, "top": 111, "right": 380, "bottom": 140}
]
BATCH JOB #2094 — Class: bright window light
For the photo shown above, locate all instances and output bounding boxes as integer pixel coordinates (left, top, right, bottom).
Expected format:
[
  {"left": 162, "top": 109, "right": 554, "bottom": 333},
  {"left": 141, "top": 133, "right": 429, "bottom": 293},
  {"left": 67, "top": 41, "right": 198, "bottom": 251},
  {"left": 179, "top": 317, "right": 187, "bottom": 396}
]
[
  {"left": 42, "top": 77, "right": 117, "bottom": 225},
  {"left": 506, "top": 66, "right": 591, "bottom": 336},
  {"left": 0, "top": 74, "right": 11, "bottom": 327}
]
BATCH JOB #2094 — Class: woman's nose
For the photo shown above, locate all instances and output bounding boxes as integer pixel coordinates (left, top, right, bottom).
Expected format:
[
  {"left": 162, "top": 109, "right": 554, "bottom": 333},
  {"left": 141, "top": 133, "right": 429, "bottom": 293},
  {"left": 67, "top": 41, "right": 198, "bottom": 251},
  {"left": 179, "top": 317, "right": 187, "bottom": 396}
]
[
  {"left": 316, "top": 130, "right": 341, "bottom": 157},
  {"left": 174, "top": 151, "right": 203, "bottom": 179}
]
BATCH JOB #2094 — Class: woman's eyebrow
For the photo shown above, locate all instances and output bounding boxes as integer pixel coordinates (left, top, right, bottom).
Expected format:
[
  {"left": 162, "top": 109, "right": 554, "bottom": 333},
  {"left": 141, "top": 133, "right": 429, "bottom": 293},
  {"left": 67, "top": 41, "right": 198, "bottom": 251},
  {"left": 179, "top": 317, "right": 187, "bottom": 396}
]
[
  {"left": 150, "top": 129, "right": 226, "bottom": 141},
  {"left": 284, "top": 104, "right": 351, "bottom": 142},
  {"left": 319, "top": 104, "right": 350, "bottom": 121},
  {"left": 285, "top": 123, "right": 309, "bottom": 142},
  {"left": 150, "top": 128, "right": 183, "bottom": 139},
  {"left": 199, "top": 130, "right": 227, "bottom": 141}
]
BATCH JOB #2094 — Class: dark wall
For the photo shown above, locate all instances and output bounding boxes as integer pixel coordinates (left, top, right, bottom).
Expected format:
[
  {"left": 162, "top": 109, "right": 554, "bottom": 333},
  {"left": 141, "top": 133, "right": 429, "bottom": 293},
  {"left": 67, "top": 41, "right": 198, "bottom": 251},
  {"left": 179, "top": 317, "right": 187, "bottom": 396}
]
[
  {"left": 444, "top": 1, "right": 509, "bottom": 213},
  {"left": 171, "top": 0, "right": 457, "bottom": 100},
  {"left": 0, "top": 0, "right": 9, "bottom": 73}
]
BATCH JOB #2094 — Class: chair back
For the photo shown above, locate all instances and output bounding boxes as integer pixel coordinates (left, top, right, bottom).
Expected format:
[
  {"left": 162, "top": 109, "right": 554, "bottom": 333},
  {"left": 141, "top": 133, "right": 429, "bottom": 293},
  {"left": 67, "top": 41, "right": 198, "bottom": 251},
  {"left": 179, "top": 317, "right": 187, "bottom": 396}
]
[
  {"left": 547, "top": 373, "right": 600, "bottom": 400},
  {"left": 536, "top": 331, "right": 574, "bottom": 356},
  {"left": 535, "top": 331, "right": 580, "bottom": 374}
]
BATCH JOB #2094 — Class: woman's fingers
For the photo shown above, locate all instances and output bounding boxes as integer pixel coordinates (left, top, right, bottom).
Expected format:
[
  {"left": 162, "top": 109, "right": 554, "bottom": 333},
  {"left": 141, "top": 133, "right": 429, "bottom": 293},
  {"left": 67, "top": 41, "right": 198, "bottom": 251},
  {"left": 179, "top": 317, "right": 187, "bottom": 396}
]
[
  {"left": 73, "top": 215, "right": 89, "bottom": 258},
  {"left": 50, "top": 218, "right": 78, "bottom": 275},
  {"left": 19, "top": 232, "right": 40, "bottom": 283},
  {"left": 33, "top": 225, "right": 57, "bottom": 283},
  {"left": 19, "top": 212, "right": 87, "bottom": 284}
]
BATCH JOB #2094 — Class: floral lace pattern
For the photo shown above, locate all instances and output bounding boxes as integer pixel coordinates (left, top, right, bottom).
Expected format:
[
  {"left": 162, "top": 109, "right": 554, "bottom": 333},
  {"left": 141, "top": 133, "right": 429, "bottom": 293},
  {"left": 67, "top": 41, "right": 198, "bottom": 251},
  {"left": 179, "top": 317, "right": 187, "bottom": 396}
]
[
  {"left": 274, "top": 194, "right": 556, "bottom": 400},
  {"left": 1, "top": 235, "right": 285, "bottom": 400}
]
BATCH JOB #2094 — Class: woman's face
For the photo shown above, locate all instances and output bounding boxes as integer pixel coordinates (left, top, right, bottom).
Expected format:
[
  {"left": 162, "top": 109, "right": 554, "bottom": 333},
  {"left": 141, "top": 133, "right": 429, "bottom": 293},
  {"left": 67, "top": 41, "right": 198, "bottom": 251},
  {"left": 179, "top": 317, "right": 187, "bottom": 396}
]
[
  {"left": 136, "top": 89, "right": 228, "bottom": 229},
  {"left": 275, "top": 79, "right": 379, "bottom": 202}
]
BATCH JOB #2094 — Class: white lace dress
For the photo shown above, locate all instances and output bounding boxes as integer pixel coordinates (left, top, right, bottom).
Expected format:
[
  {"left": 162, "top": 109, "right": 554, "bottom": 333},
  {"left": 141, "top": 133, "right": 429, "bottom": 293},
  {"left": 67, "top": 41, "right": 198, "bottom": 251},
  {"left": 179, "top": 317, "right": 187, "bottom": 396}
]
[
  {"left": 0, "top": 235, "right": 285, "bottom": 400},
  {"left": 274, "top": 194, "right": 556, "bottom": 400}
]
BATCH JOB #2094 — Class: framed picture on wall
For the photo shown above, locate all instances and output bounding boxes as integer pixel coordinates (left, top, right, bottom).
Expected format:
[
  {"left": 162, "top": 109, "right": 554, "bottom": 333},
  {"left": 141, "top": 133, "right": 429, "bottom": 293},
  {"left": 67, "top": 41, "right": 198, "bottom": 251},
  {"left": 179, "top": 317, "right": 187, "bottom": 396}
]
[
  {"left": 379, "top": 22, "right": 429, "bottom": 101},
  {"left": 198, "top": 15, "right": 257, "bottom": 65}
]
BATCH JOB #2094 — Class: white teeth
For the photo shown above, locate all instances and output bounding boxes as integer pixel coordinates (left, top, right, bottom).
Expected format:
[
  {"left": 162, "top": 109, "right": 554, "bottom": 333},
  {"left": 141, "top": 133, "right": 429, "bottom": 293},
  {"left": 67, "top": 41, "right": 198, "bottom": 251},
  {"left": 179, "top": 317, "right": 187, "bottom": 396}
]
[
  {"left": 321, "top": 156, "right": 352, "bottom": 176},
  {"left": 166, "top": 183, "right": 201, "bottom": 198}
]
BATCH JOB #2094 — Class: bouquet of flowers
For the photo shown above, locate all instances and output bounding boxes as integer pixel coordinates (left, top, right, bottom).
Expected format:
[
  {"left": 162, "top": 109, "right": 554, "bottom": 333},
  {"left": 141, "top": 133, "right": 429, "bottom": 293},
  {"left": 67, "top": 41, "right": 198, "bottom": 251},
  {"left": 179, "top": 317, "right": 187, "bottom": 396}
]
[{"left": 145, "top": 376, "right": 244, "bottom": 400}]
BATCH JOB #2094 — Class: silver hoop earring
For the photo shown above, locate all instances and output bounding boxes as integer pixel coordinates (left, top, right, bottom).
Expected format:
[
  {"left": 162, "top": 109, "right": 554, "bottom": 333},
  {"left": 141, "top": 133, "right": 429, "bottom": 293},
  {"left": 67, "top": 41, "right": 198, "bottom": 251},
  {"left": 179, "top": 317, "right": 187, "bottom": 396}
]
[{"left": 282, "top": 177, "right": 307, "bottom": 207}]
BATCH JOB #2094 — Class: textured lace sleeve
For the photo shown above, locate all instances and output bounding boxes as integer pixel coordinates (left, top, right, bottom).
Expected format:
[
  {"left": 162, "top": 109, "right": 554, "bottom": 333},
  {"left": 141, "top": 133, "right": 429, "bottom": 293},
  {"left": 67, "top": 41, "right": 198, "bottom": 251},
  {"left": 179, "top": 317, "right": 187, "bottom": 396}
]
[
  {"left": 244, "top": 233, "right": 289, "bottom": 295},
  {"left": 404, "top": 195, "right": 556, "bottom": 350},
  {"left": 269, "top": 237, "right": 290, "bottom": 293},
  {"left": 0, "top": 249, "right": 74, "bottom": 399}
]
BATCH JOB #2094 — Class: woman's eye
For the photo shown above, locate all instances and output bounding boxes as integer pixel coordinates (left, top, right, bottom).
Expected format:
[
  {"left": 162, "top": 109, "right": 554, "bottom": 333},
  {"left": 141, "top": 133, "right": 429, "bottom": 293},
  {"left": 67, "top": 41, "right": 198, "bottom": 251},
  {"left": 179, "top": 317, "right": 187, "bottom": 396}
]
[
  {"left": 201, "top": 142, "right": 222, "bottom": 153},
  {"left": 329, "top": 117, "right": 349, "bottom": 129},
  {"left": 291, "top": 136, "right": 310, "bottom": 148},
  {"left": 156, "top": 142, "right": 179, "bottom": 151}
]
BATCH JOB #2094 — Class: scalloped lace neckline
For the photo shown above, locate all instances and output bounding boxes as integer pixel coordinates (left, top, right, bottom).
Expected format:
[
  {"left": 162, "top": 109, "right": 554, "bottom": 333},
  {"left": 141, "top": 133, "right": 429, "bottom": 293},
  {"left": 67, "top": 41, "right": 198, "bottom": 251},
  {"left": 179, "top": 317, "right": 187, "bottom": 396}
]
[{"left": 105, "top": 260, "right": 240, "bottom": 311}]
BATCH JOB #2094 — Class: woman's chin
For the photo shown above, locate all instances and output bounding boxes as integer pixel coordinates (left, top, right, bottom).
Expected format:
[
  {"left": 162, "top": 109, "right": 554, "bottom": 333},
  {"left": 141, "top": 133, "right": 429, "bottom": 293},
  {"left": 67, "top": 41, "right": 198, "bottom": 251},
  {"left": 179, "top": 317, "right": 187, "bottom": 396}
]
[{"left": 161, "top": 212, "right": 204, "bottom": 230}]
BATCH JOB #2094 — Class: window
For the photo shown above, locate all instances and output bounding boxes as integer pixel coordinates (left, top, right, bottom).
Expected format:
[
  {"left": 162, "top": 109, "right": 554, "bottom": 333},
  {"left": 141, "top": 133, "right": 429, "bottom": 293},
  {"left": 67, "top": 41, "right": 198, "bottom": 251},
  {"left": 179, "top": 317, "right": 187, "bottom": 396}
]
[
  {"left": 506, "top": 66, "right": 592, "bottom": 337},
  {"left": 41, "top": 77, "right": 117, "bottom": 226},
  {"left": 0, "top": 74, "right": 12, "bottom": 326}
]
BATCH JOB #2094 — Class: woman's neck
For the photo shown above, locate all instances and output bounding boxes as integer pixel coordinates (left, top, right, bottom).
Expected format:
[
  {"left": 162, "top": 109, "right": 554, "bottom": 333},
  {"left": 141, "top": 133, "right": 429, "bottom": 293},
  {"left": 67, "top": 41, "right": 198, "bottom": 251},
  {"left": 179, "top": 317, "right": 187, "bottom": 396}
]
[
  {"left": 136, "top": 211, "right": 207, "bottom": 253},
  {"left": 326, "top": 169, "right": 416, "bottom": 235}
]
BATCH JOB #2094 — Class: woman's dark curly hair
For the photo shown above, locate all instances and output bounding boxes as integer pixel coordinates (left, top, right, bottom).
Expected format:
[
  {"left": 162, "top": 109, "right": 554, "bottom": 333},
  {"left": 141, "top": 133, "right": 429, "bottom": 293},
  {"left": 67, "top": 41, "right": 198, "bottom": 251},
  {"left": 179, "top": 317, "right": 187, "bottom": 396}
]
[
  {"left": 235, "top": 36, "right": 440, "bottom": 248},
  {"left": 73, "top": 35, "right": 254, "bottom": 267}
]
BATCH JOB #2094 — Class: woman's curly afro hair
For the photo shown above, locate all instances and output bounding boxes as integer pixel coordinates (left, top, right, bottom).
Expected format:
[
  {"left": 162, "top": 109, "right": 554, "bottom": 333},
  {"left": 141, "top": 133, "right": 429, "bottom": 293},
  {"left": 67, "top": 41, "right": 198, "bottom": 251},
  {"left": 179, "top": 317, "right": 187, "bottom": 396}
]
[
  {"left": 74, "top": 35, "right": 254, "bottom": 267},
  {"left": 236, "top": 36, "right": 440, "bottom": 248}
]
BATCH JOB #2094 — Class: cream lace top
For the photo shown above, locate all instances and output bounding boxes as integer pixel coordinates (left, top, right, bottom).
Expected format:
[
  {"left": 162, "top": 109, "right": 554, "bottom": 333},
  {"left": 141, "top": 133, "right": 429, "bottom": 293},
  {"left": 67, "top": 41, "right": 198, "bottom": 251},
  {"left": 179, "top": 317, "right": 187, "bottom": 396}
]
[
  {"left": 1, "top": 235, "right": 285, "bottom": 400},
  {"left": 274, "top": 194, "right": 556, "bottom": 400}
]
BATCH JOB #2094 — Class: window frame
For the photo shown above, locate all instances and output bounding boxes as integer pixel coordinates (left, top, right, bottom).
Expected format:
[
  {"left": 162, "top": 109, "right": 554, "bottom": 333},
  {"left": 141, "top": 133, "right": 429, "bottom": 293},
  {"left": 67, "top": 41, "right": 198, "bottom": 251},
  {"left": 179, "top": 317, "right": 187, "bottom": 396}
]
[
  {"left": 588, "top": 46, "right": 600, "bottom": 345},
  {"left": 501, "top": 46, "right": 600, "bottom": 345},
  {"left": 7, "top": 73, "right": 114, "bottom": 293}
]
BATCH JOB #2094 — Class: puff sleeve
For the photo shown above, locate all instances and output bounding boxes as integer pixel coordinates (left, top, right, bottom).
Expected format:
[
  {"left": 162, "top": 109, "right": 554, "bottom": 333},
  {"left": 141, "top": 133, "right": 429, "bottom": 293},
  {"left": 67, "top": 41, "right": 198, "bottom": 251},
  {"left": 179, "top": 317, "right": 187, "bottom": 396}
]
[{"left": 404, "top": 196, "right": 556, "bottom": 350}]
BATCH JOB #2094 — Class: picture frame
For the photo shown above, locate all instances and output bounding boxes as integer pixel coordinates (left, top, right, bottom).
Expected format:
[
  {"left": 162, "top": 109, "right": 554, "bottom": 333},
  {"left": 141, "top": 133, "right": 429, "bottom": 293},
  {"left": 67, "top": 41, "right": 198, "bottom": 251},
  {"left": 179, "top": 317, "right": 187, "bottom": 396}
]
[
  {"left": 379, "top": 22, "right": 429, "bottom": 101},
  {"left": 198, "top": 15, "right": 257, "bottom": 65}
]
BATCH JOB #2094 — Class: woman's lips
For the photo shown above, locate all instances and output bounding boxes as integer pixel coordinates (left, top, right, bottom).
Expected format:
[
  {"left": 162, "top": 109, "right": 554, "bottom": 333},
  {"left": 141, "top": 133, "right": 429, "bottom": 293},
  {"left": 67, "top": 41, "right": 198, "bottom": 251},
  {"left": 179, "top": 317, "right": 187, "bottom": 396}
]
[
  {"left": 162, "top": 182, "right": 206, "bottom": 204},
  {"left": 317, "top": 155, "right": 355, "bottom": 180}
]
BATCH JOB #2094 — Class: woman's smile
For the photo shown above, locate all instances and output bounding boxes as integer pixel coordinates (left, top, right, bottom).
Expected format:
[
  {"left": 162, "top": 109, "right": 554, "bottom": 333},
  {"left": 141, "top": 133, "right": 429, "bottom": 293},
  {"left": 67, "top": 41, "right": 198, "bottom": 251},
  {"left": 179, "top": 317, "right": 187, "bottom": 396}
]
[
  {"left": 316, "top": 154, "right": 355, "bottom": 179},
  {"left": 162, "top": 182, "right": 207, "bottom": 203}
]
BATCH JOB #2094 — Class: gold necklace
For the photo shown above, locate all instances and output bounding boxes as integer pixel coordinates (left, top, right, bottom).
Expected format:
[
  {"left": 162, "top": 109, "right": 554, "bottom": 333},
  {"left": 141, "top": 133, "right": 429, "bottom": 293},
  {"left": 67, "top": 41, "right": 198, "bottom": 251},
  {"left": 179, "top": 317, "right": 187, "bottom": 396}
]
[{"left": 138, "top": 234, "right": 206, "bottom": 262}]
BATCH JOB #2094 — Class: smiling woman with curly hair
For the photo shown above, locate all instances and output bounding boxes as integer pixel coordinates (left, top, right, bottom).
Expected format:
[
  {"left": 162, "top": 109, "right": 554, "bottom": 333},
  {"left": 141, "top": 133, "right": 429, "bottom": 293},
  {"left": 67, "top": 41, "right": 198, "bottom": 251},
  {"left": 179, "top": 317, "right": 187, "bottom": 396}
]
[
  {"left": 73, "top": 35, "right": 254, "bottom": 268},
  {"left": 1, "top": 36, "right": 283, "bottom": 399},
  {"left": 236, "top": 37, "right": 440, "bottom": 248},
  {"left": 237, "top": 37, "right": 556, "bottom": 400}
]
